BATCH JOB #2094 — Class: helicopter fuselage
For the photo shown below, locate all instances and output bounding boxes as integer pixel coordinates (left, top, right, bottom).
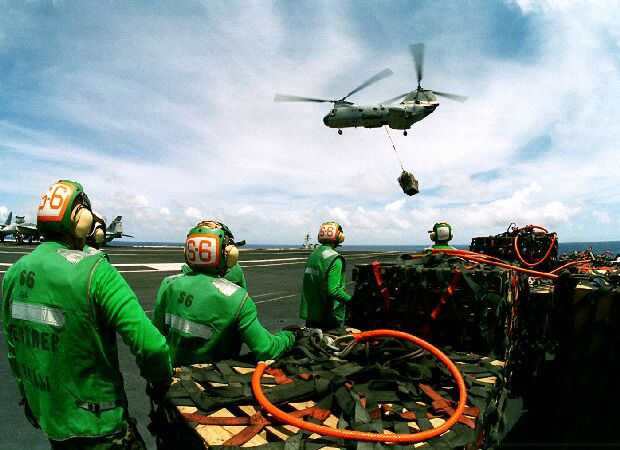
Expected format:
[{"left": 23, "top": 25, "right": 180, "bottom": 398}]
[{"left": 322, "top": 99, "right": 439, "bottom": 131}]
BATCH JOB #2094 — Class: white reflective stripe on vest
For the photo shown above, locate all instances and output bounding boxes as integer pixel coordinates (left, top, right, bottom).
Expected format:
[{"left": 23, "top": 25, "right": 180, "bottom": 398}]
[
  {"left": 165, "top": 313, "right": 212, "bottom": 340},
  {"left": 305, "top": 267, "right": 320, "bottom": 277},
  {"left": 11, "top": 301, "right": 66, "bottom": 328}
]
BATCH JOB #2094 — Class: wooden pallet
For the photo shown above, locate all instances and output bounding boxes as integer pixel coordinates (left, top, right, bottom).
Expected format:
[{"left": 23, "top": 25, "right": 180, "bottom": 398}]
[{"left": 171, "top": 359, "right": 504, "bottom": 449}]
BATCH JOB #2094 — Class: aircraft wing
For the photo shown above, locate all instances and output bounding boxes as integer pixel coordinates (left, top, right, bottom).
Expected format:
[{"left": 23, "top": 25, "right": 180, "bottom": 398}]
[{"left": 17, "top": 224, "right": 39, "bottom": 235}]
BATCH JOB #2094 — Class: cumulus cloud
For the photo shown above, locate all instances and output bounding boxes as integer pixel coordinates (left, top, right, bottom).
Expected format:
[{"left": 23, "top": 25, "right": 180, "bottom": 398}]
[
  {"left": 385, "top": 199, "right": 405, "bottom": 211},
  {"left": 592, "top": 210, "right": 611, "bottom": 225},
  {"left": 0, "top": 1, "right": 618, "bottom": 244},
  {"left": 184, "top": 207, "right": 202, "bottom": 221}
]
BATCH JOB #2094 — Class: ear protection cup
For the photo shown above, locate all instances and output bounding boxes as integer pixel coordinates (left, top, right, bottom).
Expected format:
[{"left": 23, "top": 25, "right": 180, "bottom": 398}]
[
  {"left": 337, "top": 231, "right": 345, "bottom": 245},
  {"left": 72, "top": 204, "right": 94, "bottom": 239},
  {"left": 436, "top": 225, "right": 451, "bottom": 242},
  {"left": 429, "top": 231, "right": 436, "bottom": 242},
  {"left": 93, "top": 227, "right": 105, "bottom": 245},
  {"left": 224, "top": 245, "right": 239, "bottom": 268}
]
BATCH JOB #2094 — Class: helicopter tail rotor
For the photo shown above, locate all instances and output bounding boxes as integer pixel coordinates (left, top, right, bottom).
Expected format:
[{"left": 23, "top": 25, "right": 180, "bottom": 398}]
[
  {"left": 433, "top": 91, "right": 468, "bottom": 102},
  {"left": 383, "top": 43, "right": 467, "bottom": 104},
  {"left": 410, "top": 43, "right": 424, "bottom": 88}
]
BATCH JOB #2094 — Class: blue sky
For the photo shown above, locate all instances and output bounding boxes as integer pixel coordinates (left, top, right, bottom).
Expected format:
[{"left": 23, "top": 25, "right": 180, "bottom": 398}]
[{"left": 1, "top": 0, "right": 619, "bottom": 245}]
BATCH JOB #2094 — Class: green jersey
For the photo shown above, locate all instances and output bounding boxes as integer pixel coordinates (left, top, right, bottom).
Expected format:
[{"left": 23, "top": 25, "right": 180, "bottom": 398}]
[
  {"left": 299, "top": 244, "right": 351, "bottom": 329},
  {"left": 152, "top": 266, "right": 294, "bottom": 366},
  {"left": 1, "top": 241, "right": 172, "bottom": 441},
  {"left": 225, "top": 263, "right": 247, "bottom": 289}
]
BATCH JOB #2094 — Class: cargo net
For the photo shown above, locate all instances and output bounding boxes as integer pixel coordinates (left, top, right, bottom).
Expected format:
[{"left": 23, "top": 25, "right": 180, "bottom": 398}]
[
  {"left": 348, "top": 252, "right": 527, "bottom": 360},
  {"left": 160, "top": 334, "right": 510, "bottom": 450},
  {"left": 556, "top": 248, "right": 620, "bottom": 275},
  {"left": 468, "top": 224, "right": 558, "bottom": 273}
]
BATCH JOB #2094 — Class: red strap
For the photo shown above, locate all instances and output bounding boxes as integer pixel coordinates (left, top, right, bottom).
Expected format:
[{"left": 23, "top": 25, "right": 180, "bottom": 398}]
[
  {"left": 372, "top": 261, "right": 392, "bottom": 313},
  {"left": 419, "top": 383, "right": 477, "bottom": 429},
  {"left": 421, "top": 270, "right": 461, "bottom": 337}
]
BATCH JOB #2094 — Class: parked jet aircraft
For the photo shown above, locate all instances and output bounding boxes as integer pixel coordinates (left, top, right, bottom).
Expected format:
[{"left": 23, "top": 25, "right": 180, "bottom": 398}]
[
  {"left": 105, "top": 216, "right": 134, "bottom": 243},
  {"left": 0, "top": 212, "right": 13, "bottom": 242},
  {"left": 15, "top": 216, "right": 40, "bottom": 244}
]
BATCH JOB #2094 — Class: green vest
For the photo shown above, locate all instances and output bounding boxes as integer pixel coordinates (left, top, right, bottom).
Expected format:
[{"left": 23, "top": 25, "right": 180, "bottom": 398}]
[
  {"left": 3, "top": 242, "right": 127, "bottom": 440},
  {"left": 157, "top": 271, "right": 250, "bottom": 366},
  {"left": 299, "top": 245, "right": 346, "bottom": 327},
  {"left": 224, "top": 263, "right": 247, "bottom": 289}
]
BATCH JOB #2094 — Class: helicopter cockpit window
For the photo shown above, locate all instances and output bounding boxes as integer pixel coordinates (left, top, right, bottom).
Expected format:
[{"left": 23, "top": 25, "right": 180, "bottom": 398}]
[
  {"left": 358, "top": 108, "right": 363, "bottom": 112},
  {"left": 330, "top": 109, "right": 336, "bottom": 116}
]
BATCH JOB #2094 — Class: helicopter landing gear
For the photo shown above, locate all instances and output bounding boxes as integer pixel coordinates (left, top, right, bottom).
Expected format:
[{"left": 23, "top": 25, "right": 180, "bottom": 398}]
[
  {"left": 403, "top": 130, "right": 408, "bottom": 136},
  {"left": 338, "top": 129, "right": 343, "bottom": 135}
]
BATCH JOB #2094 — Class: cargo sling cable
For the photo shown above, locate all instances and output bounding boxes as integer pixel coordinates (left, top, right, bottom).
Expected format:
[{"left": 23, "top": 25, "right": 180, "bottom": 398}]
[{"left": 251, "top": 329, "right": 467, "bottom": 443}]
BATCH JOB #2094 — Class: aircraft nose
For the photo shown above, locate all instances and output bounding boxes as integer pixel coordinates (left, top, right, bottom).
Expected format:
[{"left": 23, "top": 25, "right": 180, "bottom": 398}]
[{"left": 323, "top": 115, "right": 329, "bottom": 126}]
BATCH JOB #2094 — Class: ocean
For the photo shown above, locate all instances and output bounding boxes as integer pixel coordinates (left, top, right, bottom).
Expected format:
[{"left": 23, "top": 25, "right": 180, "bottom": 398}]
[{"left": 114, "top": 240, "right": 620, "bottom": 256}]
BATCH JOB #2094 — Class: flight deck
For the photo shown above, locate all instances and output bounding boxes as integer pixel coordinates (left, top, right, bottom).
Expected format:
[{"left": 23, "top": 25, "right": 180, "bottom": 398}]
[{"left": 0, "top": 244, "right": 401, "bottom": 450}]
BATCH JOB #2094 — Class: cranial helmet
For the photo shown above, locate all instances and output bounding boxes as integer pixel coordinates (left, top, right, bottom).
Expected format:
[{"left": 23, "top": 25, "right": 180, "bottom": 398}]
[
  {"left": 185, "top": 220, "right": 238, "bottom": 274},
  {"left": 318, "top": 221, "right": 345, "bottom": 246},
  {"left": 37, "top": 180, "right": 94, "bottom": 239},
  {"left": 429, "top": 222, "right": 453, "bottom": 243}
]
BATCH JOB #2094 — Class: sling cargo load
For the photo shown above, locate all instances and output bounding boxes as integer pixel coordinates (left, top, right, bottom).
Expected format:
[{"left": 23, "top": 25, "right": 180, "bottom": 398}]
[
  {"left": 156, "top": 227, "right": 619, "bottom": 448},
  {"left": 159, "top": 333, "right": 510, "bottom": 449}
]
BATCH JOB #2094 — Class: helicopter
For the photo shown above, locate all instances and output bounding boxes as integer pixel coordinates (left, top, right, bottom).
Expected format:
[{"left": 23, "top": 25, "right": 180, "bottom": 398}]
[{"left": 274, "top": 43, "right": 467, "bottom": 136}]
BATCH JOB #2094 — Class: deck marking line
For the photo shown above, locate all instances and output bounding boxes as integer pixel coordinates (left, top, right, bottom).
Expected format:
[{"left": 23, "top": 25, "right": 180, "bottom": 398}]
[{"left": 255, "top": 294, "right": 297, "bottom": 304}]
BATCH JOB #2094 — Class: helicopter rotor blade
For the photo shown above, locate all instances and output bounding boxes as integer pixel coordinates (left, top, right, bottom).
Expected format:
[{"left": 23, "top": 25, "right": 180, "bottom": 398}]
[
  {"left": 274, "top": 94, "right": 333, "bottom": 103},
  {"left": 434, "top": 91, "right": 468, "bottom": 103},
  {"left": 381, "top": 93, "right": 409, "bottom": 104},
  {"left": 343, "top": 68, "right": 393, "bottom": 100},
  {"left": 410, "top": 43, "right": 424, "bottom": 87}
]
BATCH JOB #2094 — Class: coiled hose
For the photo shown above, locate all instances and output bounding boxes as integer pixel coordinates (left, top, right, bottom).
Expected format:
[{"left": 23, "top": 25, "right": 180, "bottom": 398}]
[{"left": 251, "top": 329, "right": 467, "bottom": 443}]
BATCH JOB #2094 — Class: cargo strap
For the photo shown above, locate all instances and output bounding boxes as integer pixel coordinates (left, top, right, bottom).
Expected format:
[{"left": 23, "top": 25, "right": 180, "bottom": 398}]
[
  {"left": 183, "top": 405, "right": 332, "bottom": 447},
  {"left": 371, "top": 261, "right": 393, "bottom": 316},
  {"left": 168, "top": 337, "right": 507, "bottom": 449},
  {"left": 421, "top": 269, "right": 462, "bottom": 337},
  {"left": 372, "top": 261, "right": 396, "bottom": 325}
]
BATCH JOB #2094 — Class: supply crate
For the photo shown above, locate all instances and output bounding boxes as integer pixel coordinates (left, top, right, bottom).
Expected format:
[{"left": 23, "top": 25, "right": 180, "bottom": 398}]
[
  {"left": 349, "top": 253, "right": 527, "bottom": 360},
  {"left": 159, "top": 336, "right": 511, "bottom": 449}
]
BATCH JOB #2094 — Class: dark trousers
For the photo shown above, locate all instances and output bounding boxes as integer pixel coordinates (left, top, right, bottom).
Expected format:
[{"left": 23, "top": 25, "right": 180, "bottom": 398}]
[{"left": 49, "top": 421, "right": 146, "bottom": 450}]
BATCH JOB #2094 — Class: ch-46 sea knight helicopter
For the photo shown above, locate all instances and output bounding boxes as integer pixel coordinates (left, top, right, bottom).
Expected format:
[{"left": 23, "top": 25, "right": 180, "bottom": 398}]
[{"left": 274, "top": 43, "right": 467, "bottom": 135}]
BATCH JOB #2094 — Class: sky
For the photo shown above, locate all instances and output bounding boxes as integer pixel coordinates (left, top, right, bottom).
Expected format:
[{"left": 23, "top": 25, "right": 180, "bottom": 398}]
[{"left": 1, "top": 0, "right": 619, "bottom": 245}]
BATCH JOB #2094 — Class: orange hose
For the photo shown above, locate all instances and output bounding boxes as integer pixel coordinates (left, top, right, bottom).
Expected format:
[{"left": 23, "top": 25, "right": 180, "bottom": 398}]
[
  {"left": 549, "top": 259, "right": 590, "bottom": 274},
  {"left": 251, "top": 329, "right": 467, "bottom": 443},
  {"left": 428, "top": 248, "right": 558, "bottom": 279},
  {"left": 512, "top": 225, "right": 556, "bottom": 268}
]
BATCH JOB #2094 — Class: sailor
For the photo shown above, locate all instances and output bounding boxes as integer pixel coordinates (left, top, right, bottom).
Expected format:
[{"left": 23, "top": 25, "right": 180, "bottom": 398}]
[
  {"left": 428, "top": 222, "right": 456, "bottom": 250},
  {"left": 1, "top": 180, "right": 172, "bottom": 449},
  {"left": 151, "top": 220, "right": 295, "bottom": 366},
  {"left": 299, "top": 221, "right": 351, "bottom": 331}
]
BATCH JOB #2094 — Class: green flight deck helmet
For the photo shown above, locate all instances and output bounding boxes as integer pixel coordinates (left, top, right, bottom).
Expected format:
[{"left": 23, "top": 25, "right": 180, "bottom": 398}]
[
  {"left": 185, "top": 220, "right": 237, "bottom": 274},
  {"left": 318, "top": 221, "right": 345, "bottom": 247},
  {"left": 429, "top": 222, "right": 454, "bottom": 249},
  {"left": 37, "top": 180, "right": 93, "bottom": 239}
]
